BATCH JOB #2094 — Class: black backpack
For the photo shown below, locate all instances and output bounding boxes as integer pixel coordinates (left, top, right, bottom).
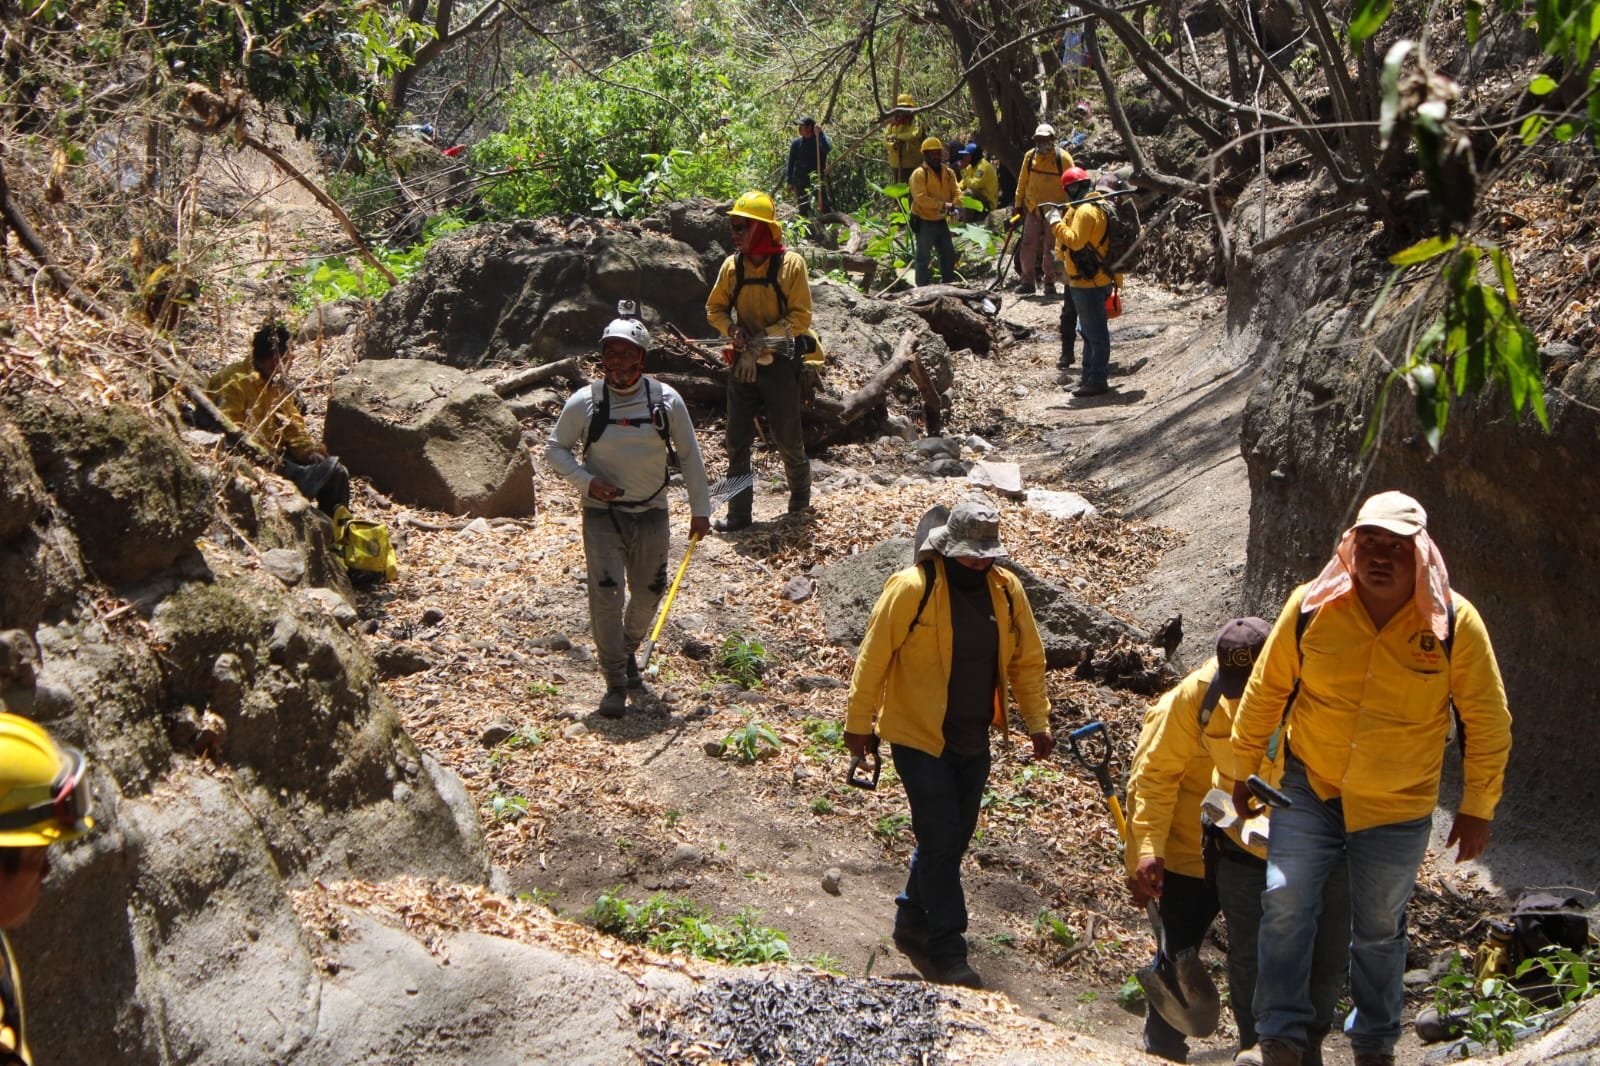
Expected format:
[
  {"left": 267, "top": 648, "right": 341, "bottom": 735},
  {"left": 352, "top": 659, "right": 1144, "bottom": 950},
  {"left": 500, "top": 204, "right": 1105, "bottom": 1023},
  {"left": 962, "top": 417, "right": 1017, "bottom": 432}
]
[
  {"left": 1069, "top": 193, "right": 1143, "bottom": 277},
  {"left": 582, "top": 377, "right": 677, "bottom": 507}
]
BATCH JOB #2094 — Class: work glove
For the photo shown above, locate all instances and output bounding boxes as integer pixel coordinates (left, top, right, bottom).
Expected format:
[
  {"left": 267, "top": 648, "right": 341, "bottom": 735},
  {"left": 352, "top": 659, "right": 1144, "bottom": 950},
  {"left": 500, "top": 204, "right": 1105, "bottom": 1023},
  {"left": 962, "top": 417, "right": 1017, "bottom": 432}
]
[
  {"left": 733, "top": 350, "right": 759, "bottom": 384},
  {"left": 1045, "top": 208, "right": 1063, "bottom": 227}
]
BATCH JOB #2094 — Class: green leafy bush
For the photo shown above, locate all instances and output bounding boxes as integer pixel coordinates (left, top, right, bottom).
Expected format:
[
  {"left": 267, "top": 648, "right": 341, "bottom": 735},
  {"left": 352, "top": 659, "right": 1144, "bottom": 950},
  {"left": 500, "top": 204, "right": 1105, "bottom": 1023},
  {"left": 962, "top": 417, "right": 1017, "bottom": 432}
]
[
  {"left": 293, "top": 212, "right": 467, "bottom": 309},
  {"left": 714, "top": 633, "right": 768, "bottom": 689},
  {"left": 719, "top": 720, "right": 780, "bottom": 764},
  {"left": 584, "top": 890, "right": 792, "bottom": 964}
]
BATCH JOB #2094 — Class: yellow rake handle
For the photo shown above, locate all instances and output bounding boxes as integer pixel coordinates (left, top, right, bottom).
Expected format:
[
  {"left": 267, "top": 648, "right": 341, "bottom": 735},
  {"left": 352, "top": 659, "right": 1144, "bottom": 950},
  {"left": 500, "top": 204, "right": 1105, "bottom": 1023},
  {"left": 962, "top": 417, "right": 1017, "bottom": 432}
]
[{"left": 640, "top": 533, "right": 701, "bottom": 671}]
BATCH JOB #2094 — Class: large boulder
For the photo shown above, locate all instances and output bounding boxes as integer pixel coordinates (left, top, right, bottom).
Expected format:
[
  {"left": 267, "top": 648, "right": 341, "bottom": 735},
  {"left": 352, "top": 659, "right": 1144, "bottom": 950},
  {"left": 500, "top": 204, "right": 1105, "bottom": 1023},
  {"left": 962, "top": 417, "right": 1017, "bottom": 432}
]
[
  {"left": 3, "top": 395, "right": 212, "bottom": 586},
  {"left": 357, "top": 219, "right": 715, "bottom": 370},
  {"left": 325, "top": 359, "right": 535, "bottom": 517}
]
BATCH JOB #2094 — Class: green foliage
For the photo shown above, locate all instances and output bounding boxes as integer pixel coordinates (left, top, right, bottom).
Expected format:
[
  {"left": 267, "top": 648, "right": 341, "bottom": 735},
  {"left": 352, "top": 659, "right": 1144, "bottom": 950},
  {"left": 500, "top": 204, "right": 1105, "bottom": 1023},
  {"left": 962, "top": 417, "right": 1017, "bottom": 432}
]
[
  {"left": 719, "top": 720, "right": 780, "bottom": 764},
  {"left": 293, "top": 213, "right": 467, "bottom": 309},
  {"left": 487, "top": 792, "right": 529, "bottom": 823},
  {"left": 807, "top": 952, "right": 846, "bottom": 974},
  {"left": 585, "top": 890, "right": 792, "bottom": 964},
  {"left": 873, "top": 813, "right": 912, "bottom": 842},
  {"left": 1364, "top": 237, "right": 1547, "bottom": 454},
  {"left": 809, "top": 796, "right": 835, "bottom": 815},
  {"left": 1431, "top": 949, "right": 1600, "bottom": 1054},
  {"left": 473, "top": 35, "right": 766, "bottom": 219},
  {"left": 801, "top": 717, "right": 846, "bottom": 757},
  {"left": 1034, "top": 907, "right": 1076, "bottom": 947},
  {"left": 1117, "top": 974, "right": 1146, "bottom": 1011},
  {"left": 988, "top": 931, "right": 1018, "bottom": 948},
  {"left": 714, "top": 633, "right": 768, "bottom": 689}
]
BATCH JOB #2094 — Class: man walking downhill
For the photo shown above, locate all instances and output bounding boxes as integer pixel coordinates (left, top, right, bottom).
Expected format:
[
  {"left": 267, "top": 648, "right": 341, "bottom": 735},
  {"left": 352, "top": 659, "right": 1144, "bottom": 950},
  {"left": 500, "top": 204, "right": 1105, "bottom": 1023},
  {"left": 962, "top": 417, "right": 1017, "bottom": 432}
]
[
  {"left": 1232, "top": 491, "right": 1513, "bottom": 1066},
  {"left": 1011, "top": 124, "right": 1072, "bottom": 296},
  {"left": 910, "top": 137, "right": 960, "bottom": 287},
  {"left": 1126, "top": 619, "right": 1350, "bottom": 1066},
  {"left": 844, "top": 502, "right": 1054, "bottom": 989},
  {"left": 705, "top": 192, "right": 815, "bottom": 533},
  {"left": 545, "top": 319, "right": 712, "bottom": 718},
  {"left": 785, "top": 117, "right": 831, "bottom": 216},
  {"left": 1045, "top": 167, "right": 1115, "bottom": 397}
]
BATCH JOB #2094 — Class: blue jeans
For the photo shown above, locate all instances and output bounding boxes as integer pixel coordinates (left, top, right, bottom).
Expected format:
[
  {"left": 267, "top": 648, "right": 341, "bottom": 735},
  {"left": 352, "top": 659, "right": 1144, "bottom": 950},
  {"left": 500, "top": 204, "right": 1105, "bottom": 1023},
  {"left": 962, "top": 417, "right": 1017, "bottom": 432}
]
[
  {"left": 1069, "top": 283, "right": 1112, "bottom": 386},
  {"left": 914, "top": 219, "right": 956, "bottom": 287},
  {"left": 1211, "top": 830, "right": 1351, "bottom": 1052},
  {"left": 1254, "top": 755, "right": 1431, "bottom": 1056},
  {"left": 890, "top": 743, "right": 990, "bottom": 965}
]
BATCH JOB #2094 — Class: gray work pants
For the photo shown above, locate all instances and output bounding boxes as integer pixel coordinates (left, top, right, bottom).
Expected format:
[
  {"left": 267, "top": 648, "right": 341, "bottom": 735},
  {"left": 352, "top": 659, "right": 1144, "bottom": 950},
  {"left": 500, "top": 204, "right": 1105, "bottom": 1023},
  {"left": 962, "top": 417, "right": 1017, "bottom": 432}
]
[
  {"left": 582, "top": 507, "right": 670, "bottom": 687},
  {"left": 725, "top": 354, "right": 810, "bottom": 517}
]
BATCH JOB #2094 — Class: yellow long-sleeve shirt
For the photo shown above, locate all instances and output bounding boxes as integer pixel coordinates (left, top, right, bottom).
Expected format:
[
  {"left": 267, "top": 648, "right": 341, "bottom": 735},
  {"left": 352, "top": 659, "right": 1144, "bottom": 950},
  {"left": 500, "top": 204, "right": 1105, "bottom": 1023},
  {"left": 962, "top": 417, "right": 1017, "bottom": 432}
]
[
  {"left": 910, "top": 164, "right": 959, "bottom": 221},
  {"left": 960, "top": 159, "right": 999, "bottom": 210},
  {"left": 1126, "top": 659, "right": 1284, "bottom": 879},
  {"left": 886, "top": 120, "right": 925, "bottom": 172},
  {"left": 1232, "top": 584, "right": 1512, "bottom": 833},
  {"left": 0, "top": 931, "right": 31, "bottom": 1065},
  {"left": 845, "top": 559, "right": 1050, "bottom": 757},
  {"left": 1014, "top": 146, "right": 1073, "bottom": 212},
  {"left": 705, "top": 251, "right": 813, "bottom": 341},
  {"left": 1049, "top": 195, "right": 1114, "bottom": 289},
  {"left": 206, "top": 358, "right": 318, "bottom": 462}
]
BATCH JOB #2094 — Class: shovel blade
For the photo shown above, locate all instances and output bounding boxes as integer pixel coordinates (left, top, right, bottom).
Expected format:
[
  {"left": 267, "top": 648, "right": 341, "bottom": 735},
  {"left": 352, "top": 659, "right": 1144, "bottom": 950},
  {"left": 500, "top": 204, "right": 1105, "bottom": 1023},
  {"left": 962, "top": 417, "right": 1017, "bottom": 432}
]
[{"left": 1137, "top": 947, "right": 1220, "bottom": 1037}]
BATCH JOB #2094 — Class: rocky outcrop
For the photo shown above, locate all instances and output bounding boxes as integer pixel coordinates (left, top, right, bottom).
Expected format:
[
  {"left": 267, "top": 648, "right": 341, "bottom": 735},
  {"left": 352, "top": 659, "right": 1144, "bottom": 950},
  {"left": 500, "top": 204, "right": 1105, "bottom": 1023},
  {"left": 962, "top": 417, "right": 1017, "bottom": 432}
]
[
  {"left": 356, "top": 219, "right": 714, "bottom": 369},
  {"left": 325, "top": 359, "right": 535, "bottom": 517},
  {"left": 1230, "top": 188, "right": 1600, "bottom": 889},
  {"left": 0, "top": 398, "right": 490, "bottom": 1064}
]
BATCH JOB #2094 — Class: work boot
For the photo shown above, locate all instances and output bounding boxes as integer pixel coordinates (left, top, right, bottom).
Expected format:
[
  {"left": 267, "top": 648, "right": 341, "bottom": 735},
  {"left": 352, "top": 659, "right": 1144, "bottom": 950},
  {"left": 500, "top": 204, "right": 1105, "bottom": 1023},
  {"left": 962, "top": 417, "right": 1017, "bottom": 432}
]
[
  {"left": 1043, "top": 280, "right": 1058, "bottom": 297},
  {"left": 1256, "top": 1039, "right": 1301, "bottom": 1066},
  {"left": 715, "top": 486, "right": 754, "bottom": 533},
  {"left": 1058, "top": 347, "right": 1076, "bottom": 368},
  {"left": 1350, "top": 1055, "right": 1394, "bottom": 1066},
  {"left": 1073, "top": 381, "right": 1109, "bottom": 397},
  {"left": 1015, "top": 279, "right": 1037, "bottom": 295},
  {"left": 1302, "top": 1026, "right": 1328, "bottom": 1066},
  {"left": 626, "top": 655, "right": 644, "bottom": 690},
  {"left": 891, "top": 923, "right": 930, "bottom": 956},
  {"left": 934, "top": 959, "right": 983, "bottom": 988},
  {"left": 1234, "top": 1047, "right": 1264, "bottom": 1066},
  {"left": 597, "top": 685, "right": 628, "bottom": 718}
]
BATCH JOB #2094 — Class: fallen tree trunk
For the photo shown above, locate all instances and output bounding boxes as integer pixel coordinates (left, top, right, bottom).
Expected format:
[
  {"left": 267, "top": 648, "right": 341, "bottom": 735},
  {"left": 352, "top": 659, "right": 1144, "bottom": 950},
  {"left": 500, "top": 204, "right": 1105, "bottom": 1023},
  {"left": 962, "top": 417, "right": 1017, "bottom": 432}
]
[
  {"left": 895, "top": 284, "right": 999, "bottom": 308},
  {"left": 493, "top": 357, "right": 583, "bottom": 396}
]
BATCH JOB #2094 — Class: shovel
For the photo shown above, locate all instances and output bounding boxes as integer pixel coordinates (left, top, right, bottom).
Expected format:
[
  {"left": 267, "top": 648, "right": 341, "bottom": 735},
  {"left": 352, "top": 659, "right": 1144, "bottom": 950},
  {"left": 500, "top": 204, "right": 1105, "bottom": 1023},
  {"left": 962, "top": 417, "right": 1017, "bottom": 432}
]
[{"left": 1066, "top": 721, "right": 1220, "bottom": 1038}]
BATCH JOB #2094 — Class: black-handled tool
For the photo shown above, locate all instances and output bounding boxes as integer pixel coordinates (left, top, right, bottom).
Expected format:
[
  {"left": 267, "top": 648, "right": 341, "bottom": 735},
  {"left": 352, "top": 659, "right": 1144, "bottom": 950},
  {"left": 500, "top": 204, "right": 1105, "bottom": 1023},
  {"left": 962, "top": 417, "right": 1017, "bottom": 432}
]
[
  {"left": 1067, "top": 721, "right": 1127, "bottom": 839},
  {"left": 847, "top": 735, "right": 881, "bottom": 790},
  {"left": 1246, "top": 774, "right": 1293, "bottom": 810}
]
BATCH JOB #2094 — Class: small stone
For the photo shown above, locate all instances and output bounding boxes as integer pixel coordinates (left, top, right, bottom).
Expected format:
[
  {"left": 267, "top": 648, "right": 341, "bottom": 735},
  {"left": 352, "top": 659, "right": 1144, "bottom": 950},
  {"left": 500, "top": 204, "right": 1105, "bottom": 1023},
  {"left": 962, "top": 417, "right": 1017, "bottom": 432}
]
[
  {"left": 660, "top": 691, "right": 681, "bottom": 706},
  {"left": 1011, "top": 385, "right": 1029, "bottom": 398},
  {"left": 821, "top": 868, "right": 844, "bottom": 895},
  {"left": 480, "top": 721, "right": 516, "bottom": 747},
  {"left": 792, "top": 765, "right": 814, "bottom": 782},
  {"left": 965, "top": 434, "right": 994, "bottom": 453},
  {"left": 373, "top": 643, "right": 432, "bottom": 679},
  {"left": 779, "top": 576, "right": 815, "bottom": 603},
  {"left": 670, "top": 844, "right": 703, "bottom": 867},
  {"left": 681, "top": 638, "right": 713, "bottom": 661},
  {"left": 359, "top": 619, "right": 380, "bottom": 635},
  {"left": 562, "top": 721, "right": 590, "bottom": 739},
  {"left": 0, "top": 630, "right": 40, "bottom": 686},
  {"left": 1402, "top": 968, "right": 1432, "bottom": 989},
  {"left": 554, "top": 709, "right": 580, "bottom": 722},
  {"left": 925, "top": 458, "right": 969, "bottom": 478},
  {"left": 702, "top": 739, "right": 725, "bottom": 757},
  {"left": 301, "top": 588, "right": 358, "bottom": 628},
  {"left": 261, "top": 548, "right": 306, "bottom": 586},
  {"left": 912, "top": 436, "right": 960, "bottom": 460},
  {"left": 420, "top": 606, "right": 446, "bottom": 626},
  {"left": 690, "top": 704, "right": 714, "bottom": 718},
  {"left": 793, "top": 675, "right": 845, "bottom": 693}
]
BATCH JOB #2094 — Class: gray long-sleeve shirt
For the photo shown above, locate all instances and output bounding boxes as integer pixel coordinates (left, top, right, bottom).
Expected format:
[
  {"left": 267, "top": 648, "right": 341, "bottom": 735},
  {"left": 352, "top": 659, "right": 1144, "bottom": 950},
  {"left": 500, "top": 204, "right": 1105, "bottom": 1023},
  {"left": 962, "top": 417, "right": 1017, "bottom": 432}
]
[{"left": 545, "top": 377, "right": 712, "bottom": 517}]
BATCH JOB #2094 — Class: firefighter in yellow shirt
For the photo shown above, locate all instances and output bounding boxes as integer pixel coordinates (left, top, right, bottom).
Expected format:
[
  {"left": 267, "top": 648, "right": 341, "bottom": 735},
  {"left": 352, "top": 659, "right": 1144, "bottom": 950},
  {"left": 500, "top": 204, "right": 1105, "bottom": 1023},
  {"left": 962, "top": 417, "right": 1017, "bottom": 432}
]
[
  {"left": 1231, "top": 491, "right": 1512, "bottom": 1066},
  {"left": 207, "top": 323, "right": 351, "bottom": 516},
  {"left": 884, "top": 93, "right": 925, "bottom": 183},
  {"left": 1126, "top": 619, "right": 1349, "bottom": 1066},
  {"left": 1010, "top": 124, "right": 1073, "bottom": 295},
  {"left": 956, "top": 143, "right": 998, "bottom": 218},
  {"left": 909, "top": 138, "right": 960, "bottom": 287},
  {"left": 0, "top": 714, "right": 96, "bottom": 1066}
]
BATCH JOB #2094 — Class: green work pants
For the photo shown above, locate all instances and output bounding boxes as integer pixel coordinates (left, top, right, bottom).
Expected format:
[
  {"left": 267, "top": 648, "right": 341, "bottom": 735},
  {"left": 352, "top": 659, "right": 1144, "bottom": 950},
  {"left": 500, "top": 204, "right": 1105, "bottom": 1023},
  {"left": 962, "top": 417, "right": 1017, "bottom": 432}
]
[{"left": 724, "top": 354, "right": 809, "bottom": 518}]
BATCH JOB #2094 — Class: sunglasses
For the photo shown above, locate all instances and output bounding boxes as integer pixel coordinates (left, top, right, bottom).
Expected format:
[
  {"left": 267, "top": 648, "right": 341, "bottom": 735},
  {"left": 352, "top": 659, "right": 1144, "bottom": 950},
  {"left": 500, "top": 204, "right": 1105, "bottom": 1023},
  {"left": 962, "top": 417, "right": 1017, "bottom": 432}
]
[
  {"left": 729, "top": 222, "right": 752, "bottom": 234},
  {"left": 0, "top": 747, "right": 90, "bottom": 833}
]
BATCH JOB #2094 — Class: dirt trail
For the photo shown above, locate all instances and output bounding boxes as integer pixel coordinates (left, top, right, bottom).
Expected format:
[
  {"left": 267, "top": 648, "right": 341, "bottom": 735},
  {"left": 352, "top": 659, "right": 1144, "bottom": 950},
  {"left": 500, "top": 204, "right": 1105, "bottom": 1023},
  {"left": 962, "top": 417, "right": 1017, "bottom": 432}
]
[{"left": 370, "top": 276, "right": 1464, "bottom": 1064}]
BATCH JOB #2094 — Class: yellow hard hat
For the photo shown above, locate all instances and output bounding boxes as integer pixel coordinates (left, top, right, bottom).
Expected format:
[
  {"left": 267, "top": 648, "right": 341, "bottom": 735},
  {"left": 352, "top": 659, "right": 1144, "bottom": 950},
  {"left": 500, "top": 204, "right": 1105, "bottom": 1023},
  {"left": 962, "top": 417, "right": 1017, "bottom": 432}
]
[
  {"left": 0, "top": 714, "right": 93, "bottom": 847},
  {"left": 921, "top": 137, "right": 944, "bottom": 153},
  {"left": 895, "top": 93, "right": 916, "bottom": 107},
  {"left": 729, "top": 190, "right": 777, "bottom": 224}
]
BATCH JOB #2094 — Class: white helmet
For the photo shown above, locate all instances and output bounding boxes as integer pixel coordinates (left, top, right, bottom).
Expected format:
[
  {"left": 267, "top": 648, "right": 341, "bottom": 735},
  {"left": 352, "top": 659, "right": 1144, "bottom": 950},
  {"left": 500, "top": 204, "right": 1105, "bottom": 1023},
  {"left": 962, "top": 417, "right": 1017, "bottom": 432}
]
[
  {"left": 1034, "top": 123, "right": 1056, "bottom": 138},
  {"left": 600, "top": 318, "right": 649, "bottom": 353}
]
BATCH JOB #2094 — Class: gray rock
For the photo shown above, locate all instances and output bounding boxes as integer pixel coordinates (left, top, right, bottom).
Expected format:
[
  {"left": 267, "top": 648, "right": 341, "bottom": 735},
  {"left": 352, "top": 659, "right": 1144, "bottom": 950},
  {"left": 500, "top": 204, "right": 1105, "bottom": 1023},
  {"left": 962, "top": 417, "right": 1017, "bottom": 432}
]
[
  {"left": 925, "top": 458, "right": 970, "bottom": 478},
  {"left": 261, "top": 548, "right": 306, "bottom": 586},
  {"left": 681, "top": 637, "right": 712, "bottom": 660},
  {"left": 821, "top": 867, "right": 844, "bottom": 895},
  {"left": 296, "top": 298, "right": 367, "bottom": 342},
  {"left": 300, "top": 588, "right": 358, "bottom": 628},
  {"left": 669, "top": 843, "right": 703, "bottom": 867},
  {"left": 792, "top": 675, "right": 846, "bottom": 693},
  {"left": 533, "top": 633, "right": 573, "bottom": 652},
  {"left": 792, "top": 766, "right": 814, "bottom": 782},
  {"left": 420, "top": 606, "right": 447, "bottom": 626},
  {"left": 325, "top": 359, "right": 534, "bottom": 517},
  {"left": 913, "top": 436, "right": 961, "bottom": 459},
  {"left": 563, "top": 721, "right": 590, "bottom": 739},
  {"left": 373, "top": 643, "right": 432, "bottom": 679},
  {"left": 1402, "top": 968, "right": 1432, "bottom": 989},
  {"left": 702, "top": 739, "right": 725, "bottom": 757},
  {"left": 0, "top": 630, "right": 40, "bottom": 687},
  {"left": 480, "top": 721, "right": 516, "bottom": 747},
  {"left": 780, "top": 576, "right": 815, "bottom": 603}
]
